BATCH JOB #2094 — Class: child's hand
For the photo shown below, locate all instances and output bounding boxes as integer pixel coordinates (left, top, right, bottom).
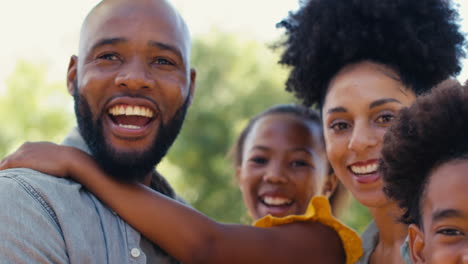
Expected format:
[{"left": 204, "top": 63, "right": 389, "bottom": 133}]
[{"left": 0, "top": 142, "right": 80, "bottom": 178}]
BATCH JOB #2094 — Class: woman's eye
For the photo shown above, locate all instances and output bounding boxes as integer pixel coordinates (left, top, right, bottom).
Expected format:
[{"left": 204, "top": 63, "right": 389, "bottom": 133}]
[
  {"left": 437, "top": 228, "right": 464, "bottom": 236},
  {"left": 329, "top": 121, "right": 350, "bottom": 132},
  {"left": 98, "top": 53, "right": 119, "bottom": 61},
  {"left": 375, "top": 113, "right": 396, "bottom": 124}
]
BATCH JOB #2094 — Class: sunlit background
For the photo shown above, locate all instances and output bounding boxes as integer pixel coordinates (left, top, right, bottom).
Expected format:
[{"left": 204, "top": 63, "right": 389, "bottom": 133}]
[
  {"left": 0, "top": 0, "right": 467, "bottom": 230},
  {"left": 0, "top": 0, "right": 301, "bottom": 93},
  {"left": 2, "top": 0, "right": 465, "bottom": 93}
]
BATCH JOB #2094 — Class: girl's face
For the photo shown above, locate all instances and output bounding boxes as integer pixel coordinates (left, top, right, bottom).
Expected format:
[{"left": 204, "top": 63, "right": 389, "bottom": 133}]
[
  {"left": 322, "top": 61, "right": 416, "bottom": 208},
  {"left": 237, "top": 113, "right": 332, "bottom": 220}
]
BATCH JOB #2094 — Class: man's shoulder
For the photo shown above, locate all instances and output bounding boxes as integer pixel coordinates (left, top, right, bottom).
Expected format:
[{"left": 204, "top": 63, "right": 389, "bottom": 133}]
[
  {"left": 0, "top": 168, "right": 80, "bottom": 191},
  {"left": 0, "top": 168, "right": 111, "bottom": 228},
  {"left": 0, "top": 168, "right": 87, "bottom": 210}
]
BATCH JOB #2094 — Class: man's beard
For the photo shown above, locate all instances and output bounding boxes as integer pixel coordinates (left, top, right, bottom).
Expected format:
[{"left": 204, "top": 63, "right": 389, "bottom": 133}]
[{"left": 73, "top": 87, "right": 189, "bottom": 183}]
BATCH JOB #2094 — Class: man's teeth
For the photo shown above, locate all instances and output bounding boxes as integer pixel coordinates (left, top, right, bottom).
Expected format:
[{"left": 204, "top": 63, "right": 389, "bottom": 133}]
[
  {"left": 350, "top": 163, "right": 379, "bottom": 174},
  {"left": 118, "top": 124, "right": 141, "bottom": 129},
  {"left": 108, "top": 105, "right": 154, "bottom": 118},
  {"left": 262, "top": 197, "right": 292, "bottom": 206}
]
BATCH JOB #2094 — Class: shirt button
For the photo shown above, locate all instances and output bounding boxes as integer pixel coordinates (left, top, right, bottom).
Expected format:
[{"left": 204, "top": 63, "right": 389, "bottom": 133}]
[{"left": 130, "top": 248, "right": 141, "bottom": 258}]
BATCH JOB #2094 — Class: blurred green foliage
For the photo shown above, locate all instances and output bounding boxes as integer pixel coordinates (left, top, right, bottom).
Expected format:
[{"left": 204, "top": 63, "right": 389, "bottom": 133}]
[
  {"left": 0, "top": 61, "right": 74, "bottom": 157},
  {"left": 0, "top": 32, "right": 372, "bottom": 232}
]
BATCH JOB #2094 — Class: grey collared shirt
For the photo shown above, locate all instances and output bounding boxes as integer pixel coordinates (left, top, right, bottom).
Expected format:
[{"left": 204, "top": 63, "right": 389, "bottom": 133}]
[{"left": 0, "top": 128, "right": 180, "bottom": 263}]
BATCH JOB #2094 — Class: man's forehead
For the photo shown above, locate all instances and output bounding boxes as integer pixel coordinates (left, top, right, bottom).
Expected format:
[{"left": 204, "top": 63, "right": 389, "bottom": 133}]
[{"left": 79, "top": 0, "right": 190, "bottom": 57}]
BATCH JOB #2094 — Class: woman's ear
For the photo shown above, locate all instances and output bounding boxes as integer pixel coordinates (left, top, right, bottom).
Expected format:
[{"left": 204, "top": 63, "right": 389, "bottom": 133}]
[{"left": 322, "top": 172, "right": 338, "bottom": 198}]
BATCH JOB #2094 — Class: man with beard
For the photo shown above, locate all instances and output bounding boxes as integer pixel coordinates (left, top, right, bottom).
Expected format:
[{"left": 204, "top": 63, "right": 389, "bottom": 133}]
[{"left": 0, "top": 0, "right": 195, "bottom": 263}]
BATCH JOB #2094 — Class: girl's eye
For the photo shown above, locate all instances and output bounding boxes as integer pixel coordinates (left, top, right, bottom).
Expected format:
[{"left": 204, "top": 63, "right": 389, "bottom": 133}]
[
  {"left": 291, "top": 160, "right": 310, "bottom": 168},
  {"left": 249, "top": 157, "right": 268, "bottom": 165},
  {"left": 98, "top": 53, "right": 120, "bottom": 61},
  {"left": 436, "top": 228, "right": 464, "bottom": 237},
  {"left": 329, "top": 121, "right": 350, "bottom": 132}
]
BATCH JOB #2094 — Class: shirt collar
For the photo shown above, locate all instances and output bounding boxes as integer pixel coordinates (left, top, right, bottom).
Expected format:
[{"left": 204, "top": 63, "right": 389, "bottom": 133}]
[{"left": 61, "top": 127, "right": 91, "bottom": 155}]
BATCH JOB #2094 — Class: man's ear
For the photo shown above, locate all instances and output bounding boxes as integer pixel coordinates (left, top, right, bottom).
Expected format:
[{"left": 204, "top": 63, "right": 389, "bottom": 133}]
[
  {"left": 187, "top": 68, "right": 197, "bottom": 106},
  {"left": 322, "top": 172, "right": 338, "bottom": 198},
  {"left": 409, "top": 224, "right": 426, "bottom": 263},
  {"left": 235, "top": 166, "right": 241, "bottom": 184},
  {"left": 67, "top": 55, "right": 78, "bottom": 96}
]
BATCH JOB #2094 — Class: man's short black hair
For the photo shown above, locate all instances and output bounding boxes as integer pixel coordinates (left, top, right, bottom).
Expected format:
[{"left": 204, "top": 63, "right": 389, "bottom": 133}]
[
  {"left": 277, "top": 0, "right": 466, "bottom": 107},
  {"left": 382, "top": 82, "right": 468, "bottom": 226}
]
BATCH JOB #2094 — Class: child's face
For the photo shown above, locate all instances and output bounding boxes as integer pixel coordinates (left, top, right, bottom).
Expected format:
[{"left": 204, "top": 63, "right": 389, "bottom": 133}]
[
  {"left": 237, "top": 113, "right": 332, "bottom": 220},
  {"left": 409, "top": 160, "right": 468, "bottom": 263}
]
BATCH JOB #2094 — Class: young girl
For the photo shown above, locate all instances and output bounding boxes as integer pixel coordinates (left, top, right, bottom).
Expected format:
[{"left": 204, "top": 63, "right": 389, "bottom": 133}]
[
  {"left": 231, "top": 104, "right": 349, "bottom": 219},
  {"left": 0, "top": 104, "right": 362, "bottom": 263}
]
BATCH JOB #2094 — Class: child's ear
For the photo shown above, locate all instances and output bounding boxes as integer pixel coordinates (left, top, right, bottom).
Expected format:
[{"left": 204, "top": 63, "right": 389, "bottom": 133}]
[
  {"left": 322, "top": 172, "right": 338, "bottom": 198},
  {"left": 409, "top": 224, "right": 426, "bottom": 263}
]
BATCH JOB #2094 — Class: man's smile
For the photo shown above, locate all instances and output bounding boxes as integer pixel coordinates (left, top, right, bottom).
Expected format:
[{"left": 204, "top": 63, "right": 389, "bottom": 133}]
[
  {"left": 104, "top": 97, "right": 160, "bottom": 140},
  {"left": 108, "top": 104, "right": 155, "bottom": 129}
]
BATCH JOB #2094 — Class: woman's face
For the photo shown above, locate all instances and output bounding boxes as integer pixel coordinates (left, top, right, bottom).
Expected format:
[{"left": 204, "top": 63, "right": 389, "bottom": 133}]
[
  {"left": 237, "top": 113, "right": 331, "bottom": 220},
  {"left": 322, "top": 61, "right": 416, "bottom": 208}
]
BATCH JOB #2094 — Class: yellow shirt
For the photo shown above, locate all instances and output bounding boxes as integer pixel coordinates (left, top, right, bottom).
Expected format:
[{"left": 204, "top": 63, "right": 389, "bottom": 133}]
[{"left": 254, "top": 196, "right": 363, "bottom": 264}]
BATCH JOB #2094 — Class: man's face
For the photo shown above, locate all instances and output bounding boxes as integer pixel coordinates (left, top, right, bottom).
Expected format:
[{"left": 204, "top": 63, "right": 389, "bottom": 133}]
[
  {"left": 409, "top": 160, "right": 468, "bottom": 263},
  {"left": 67, "top": 1, "right": 196, "bottom": 182}
]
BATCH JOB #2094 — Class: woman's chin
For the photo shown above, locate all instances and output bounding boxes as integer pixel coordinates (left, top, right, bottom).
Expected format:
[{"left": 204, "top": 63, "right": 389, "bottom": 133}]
[{"left": 353, "top": 189, "right": 391, "bottom": 209}]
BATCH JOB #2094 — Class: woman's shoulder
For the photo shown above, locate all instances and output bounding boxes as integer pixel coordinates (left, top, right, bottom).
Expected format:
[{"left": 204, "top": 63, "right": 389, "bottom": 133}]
[{"left": 254, "top": 196, "right": 363, "bottom": 264}]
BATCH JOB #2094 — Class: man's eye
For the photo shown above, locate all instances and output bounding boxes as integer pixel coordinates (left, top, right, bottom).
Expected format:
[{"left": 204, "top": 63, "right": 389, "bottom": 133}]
[
  {"left": 153, "top": 58, "right": 174, "bottom": 65},
  {"left": 437, "top": 228, "right": 464, "bottom": 236},
  {"left": 98, "top": 54, "right": 119, "bottom": 61},
  {"left": 249, "top": 157, "right": 267, "bottom": 165}
]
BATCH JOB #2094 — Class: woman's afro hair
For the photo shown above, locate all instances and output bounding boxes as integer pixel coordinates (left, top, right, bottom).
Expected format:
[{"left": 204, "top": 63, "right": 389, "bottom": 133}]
[
  {"left": 278, "top": 0, "right": 466, "bottom": 107},
  {"left": 381, "top": 82, "right": 468, "bottom": 225}
]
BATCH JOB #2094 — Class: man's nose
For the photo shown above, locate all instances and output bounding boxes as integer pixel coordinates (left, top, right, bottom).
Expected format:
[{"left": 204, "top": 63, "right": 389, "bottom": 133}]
[
  {"left": 347, "top": 121, "right": 378, "bottom": 153},
  {"left": 115, "top": 59, "right": 155, "bottom": 90},
  {"left": 262, "top": 163, "right": 288, "bottom": 184}
]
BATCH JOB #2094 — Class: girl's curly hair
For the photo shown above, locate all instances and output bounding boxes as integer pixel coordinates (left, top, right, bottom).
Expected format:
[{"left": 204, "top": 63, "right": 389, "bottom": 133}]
[{"left": 278, "top": 0, "right": 466, "bottom": 107}]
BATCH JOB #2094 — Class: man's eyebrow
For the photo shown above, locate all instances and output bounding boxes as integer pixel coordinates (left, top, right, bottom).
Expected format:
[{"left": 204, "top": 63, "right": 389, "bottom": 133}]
[
  {"left": 326, "top": 106, "right": 347, "bottom": 115},
  {"left": 148, "top": 41, "right": 184, "bottom": 61},
  {"left": 369, "top": 98, "right": 402, "bottom": 109},
  {"left": 432, "top": 209, "right": 465, "bottom": 222},
  {"left": 89, "top": 37, "right": 127, "bottom": 52}
]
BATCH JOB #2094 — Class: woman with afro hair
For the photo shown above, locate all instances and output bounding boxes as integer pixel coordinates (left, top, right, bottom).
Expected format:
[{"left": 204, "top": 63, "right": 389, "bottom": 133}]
[
  {"left": 381, "top": 82, "right": 468, "bottom": 263},
  {"left": 278, "top": 0, "right": 466, "bottom": 263}
]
